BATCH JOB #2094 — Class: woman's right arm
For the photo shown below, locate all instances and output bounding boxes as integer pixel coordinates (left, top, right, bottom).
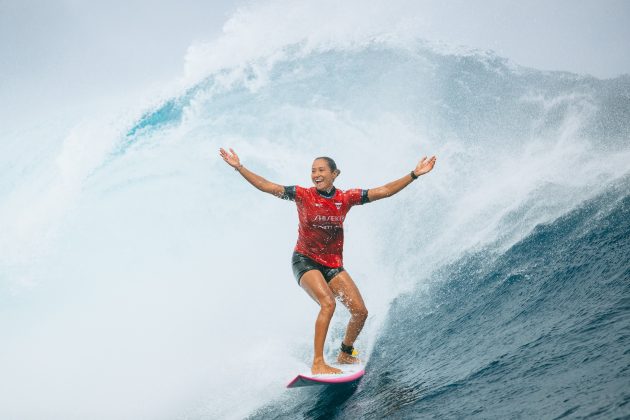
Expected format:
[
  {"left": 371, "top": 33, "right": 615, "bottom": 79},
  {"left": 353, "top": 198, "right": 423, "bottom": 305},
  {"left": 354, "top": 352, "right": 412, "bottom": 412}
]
[{"left": 219, "top": 148, "right": 285, "bottom": 197}]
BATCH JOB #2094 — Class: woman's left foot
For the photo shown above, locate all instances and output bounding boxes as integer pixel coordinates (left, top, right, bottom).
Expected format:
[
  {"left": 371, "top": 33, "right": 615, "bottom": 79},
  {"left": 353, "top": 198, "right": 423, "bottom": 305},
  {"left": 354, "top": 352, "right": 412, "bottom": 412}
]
[{"left": 337, "top": 351, "right": 362, "bottom": 365}]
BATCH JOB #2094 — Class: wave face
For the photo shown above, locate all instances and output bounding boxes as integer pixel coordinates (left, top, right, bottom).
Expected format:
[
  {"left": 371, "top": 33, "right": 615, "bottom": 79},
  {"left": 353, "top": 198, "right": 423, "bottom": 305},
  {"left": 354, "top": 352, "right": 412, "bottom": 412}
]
[
  {"left": 251, "top": 177, "right": 630, "bottom": 419},
  {"left": 1, "top": 35, "right": 629, "bottom": 419}
]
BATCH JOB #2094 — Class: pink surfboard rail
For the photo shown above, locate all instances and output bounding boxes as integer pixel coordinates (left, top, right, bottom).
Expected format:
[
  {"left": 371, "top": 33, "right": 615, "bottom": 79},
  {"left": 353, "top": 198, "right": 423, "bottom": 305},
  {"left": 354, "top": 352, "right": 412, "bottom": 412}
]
[{"left": 287, "top": 367, "right": 365, "bottom": 388}]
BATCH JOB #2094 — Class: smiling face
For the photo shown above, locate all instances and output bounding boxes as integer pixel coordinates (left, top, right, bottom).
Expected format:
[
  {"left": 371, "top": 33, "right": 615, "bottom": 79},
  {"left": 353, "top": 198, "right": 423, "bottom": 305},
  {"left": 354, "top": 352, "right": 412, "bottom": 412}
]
[{"left": 311, "top": 158, "right": 338, "bottom": 192}]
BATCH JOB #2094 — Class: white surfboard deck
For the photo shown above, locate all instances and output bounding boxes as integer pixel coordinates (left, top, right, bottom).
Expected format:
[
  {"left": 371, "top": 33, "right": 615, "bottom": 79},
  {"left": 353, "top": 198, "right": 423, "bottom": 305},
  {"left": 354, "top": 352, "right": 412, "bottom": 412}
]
[{"left": 287, "top": 364, "right": 365, "bottom": 388}]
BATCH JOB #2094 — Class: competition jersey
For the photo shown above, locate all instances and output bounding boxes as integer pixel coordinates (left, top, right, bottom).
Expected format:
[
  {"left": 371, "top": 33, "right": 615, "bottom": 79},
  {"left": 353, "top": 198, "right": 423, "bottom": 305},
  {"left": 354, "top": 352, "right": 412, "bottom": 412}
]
[{"left": 282, "top": 186, "right": 370, "bottom": 268}]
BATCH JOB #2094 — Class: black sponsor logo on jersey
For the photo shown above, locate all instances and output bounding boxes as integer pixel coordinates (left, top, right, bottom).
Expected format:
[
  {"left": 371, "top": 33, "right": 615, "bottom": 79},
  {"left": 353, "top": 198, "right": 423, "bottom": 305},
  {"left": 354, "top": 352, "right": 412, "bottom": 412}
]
[{"left": 312, "top": 215, "right": 345, "bottom": 222}]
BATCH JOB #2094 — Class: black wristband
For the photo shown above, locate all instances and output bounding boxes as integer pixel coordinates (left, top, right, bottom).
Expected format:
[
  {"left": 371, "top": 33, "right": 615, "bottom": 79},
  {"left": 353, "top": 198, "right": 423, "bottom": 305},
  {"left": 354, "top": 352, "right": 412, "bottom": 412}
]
[{"left": 410, "top": 171, "right": 418, "bottom": 180}]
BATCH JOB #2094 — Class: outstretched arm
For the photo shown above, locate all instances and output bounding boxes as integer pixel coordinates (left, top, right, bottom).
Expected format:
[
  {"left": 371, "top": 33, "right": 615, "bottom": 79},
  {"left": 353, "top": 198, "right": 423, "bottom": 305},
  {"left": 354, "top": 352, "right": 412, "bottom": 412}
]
[
  {"left": 219, "top": 148, "right": 285, "bottom": 197},
  {"left": 367, "top": 155, "right": 437, "bottom": 202}
]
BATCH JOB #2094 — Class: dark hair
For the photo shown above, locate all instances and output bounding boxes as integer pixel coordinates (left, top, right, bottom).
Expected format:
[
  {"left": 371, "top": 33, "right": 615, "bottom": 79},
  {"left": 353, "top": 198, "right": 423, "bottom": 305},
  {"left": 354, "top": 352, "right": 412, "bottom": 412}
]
[{"left": 315, "top": 156, "right": 339, "bottom": 174}]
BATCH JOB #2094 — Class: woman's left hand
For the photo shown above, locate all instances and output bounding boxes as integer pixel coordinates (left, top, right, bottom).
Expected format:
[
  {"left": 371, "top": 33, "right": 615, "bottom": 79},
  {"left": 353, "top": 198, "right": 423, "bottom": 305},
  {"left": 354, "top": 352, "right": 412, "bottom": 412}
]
[{"left": 414, "top": 155, "right": 437, "bottom": 177}]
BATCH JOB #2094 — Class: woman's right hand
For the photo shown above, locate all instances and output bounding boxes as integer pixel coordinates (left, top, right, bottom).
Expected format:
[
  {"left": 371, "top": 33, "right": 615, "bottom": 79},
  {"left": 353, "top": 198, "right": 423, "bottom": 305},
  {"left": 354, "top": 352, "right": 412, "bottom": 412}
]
[
  {"left": 219, "top": 148, "right": 242, "bottom": 169},
  {"left": 219, "top": 147, "right": 284, "bottom": 197}
]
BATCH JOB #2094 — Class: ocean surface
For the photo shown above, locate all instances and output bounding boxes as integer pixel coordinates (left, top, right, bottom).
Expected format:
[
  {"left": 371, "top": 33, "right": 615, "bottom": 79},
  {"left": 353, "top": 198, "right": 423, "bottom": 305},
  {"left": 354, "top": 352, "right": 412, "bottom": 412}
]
[
  {"left": 1, "top": 23, "right": 629, "bottom": 420},
  {"left": 251, "top": 177, "right": 630, "bottom": 419}
]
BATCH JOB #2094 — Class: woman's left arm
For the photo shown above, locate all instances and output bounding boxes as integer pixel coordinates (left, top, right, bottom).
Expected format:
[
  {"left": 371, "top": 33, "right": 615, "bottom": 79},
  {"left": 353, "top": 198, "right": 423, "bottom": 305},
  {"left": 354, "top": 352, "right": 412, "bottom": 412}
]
[{"left": 367, "top": 155, "right": 437, "bottom": 202}]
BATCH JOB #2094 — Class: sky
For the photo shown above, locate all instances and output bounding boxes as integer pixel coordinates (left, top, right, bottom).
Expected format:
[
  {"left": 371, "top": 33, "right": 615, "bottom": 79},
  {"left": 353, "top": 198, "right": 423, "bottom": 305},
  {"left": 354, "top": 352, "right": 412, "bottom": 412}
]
[{"left": 1, "top": 0, "right": 629, "bottom": 129}]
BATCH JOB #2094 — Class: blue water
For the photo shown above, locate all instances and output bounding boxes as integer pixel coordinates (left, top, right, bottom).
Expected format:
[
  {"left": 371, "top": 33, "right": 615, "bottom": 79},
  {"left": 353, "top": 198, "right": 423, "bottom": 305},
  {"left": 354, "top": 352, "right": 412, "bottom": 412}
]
[
  {"left": 250, "top": 177, "right": 630, "bottom": 419},
  {"left": 2, "top": 38, "right": 629, "bottom": 419}
]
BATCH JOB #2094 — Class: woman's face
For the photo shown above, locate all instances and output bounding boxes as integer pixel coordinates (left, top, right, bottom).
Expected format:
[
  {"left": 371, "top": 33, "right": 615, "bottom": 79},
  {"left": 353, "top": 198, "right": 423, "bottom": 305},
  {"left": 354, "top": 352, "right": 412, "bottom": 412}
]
[{"left": 311, "top": 158, "right": 337, "bottom": 191}]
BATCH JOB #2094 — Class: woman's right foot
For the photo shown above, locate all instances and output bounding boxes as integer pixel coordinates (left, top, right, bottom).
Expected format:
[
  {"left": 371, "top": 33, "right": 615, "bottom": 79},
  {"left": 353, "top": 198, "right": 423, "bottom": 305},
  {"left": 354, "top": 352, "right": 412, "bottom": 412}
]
[{"left": 311, "top": 361, "right": 343, "bottom": 375}]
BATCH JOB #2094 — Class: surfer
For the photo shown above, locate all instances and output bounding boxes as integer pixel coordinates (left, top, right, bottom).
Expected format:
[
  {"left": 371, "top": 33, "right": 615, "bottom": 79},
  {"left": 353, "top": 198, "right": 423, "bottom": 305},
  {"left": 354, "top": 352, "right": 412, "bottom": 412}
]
[{"left": 220, "top": 148, "right": 436, "bottom": 374}]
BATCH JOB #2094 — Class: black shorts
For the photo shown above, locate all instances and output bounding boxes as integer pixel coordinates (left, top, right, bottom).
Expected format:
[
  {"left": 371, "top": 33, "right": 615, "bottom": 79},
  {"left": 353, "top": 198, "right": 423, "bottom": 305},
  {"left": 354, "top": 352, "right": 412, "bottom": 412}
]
[{"left": 291, "top": 252, "right": 345, "bottom": 285}]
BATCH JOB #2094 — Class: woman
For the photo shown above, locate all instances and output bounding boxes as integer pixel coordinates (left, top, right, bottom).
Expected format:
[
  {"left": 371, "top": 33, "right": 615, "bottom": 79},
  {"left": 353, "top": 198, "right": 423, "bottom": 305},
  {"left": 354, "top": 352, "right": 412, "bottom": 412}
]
[{"left": 219, "top": 147, "right": 437, "bottom": 374}]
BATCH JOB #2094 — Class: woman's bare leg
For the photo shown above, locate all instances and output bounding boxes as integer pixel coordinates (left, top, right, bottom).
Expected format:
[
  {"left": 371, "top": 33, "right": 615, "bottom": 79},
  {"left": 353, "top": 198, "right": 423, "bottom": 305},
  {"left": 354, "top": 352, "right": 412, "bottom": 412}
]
[
  {"left": 299, "top": 270, "right": 343, "bottom": 374},
  {"left": 329, "top": 271, "right": 368, "bottom": 364}
]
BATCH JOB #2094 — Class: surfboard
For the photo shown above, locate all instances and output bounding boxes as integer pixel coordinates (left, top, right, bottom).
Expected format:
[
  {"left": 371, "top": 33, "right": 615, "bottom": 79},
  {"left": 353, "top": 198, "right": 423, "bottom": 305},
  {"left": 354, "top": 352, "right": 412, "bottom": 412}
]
[{"left": 286, "top": 364, "right": 365, "bottom": 388}]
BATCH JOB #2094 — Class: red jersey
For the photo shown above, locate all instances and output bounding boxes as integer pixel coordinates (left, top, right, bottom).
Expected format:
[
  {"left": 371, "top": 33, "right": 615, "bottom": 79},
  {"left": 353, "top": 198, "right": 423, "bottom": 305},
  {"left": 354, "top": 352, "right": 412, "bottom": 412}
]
[{"left": 283, "top": 186, "right": 369, "bottom": 267}]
